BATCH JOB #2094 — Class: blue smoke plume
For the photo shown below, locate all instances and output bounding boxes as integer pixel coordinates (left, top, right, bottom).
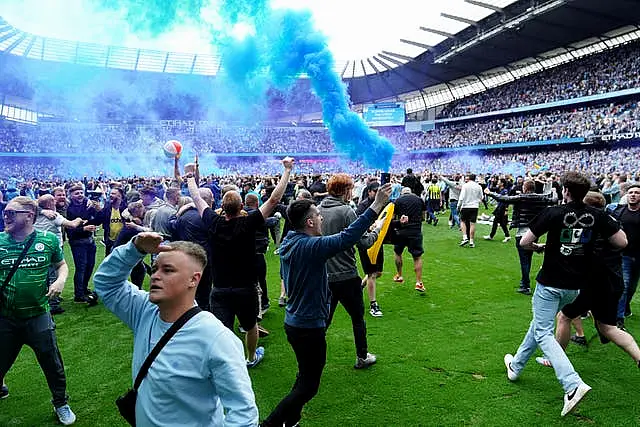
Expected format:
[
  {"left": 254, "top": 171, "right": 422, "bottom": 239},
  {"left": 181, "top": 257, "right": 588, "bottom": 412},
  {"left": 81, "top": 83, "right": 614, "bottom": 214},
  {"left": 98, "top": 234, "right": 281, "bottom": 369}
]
[{"left": 97, "top": 0, "right": 396, "bottom": 171}]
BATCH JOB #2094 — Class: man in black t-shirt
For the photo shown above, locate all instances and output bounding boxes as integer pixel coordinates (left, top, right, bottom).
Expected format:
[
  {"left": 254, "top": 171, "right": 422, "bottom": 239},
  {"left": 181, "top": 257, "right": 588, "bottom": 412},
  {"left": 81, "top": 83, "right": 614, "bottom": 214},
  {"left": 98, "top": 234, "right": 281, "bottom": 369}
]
[
  {"left": 188, "top": 157, "right": 294, "bottom": 368},
  {"left": 504, "top": 172, "right": 627, "bottom": 417},
  {"left": 536, "top": 191, "right": 640, "bottom": 372},
  {"left": 612, "top": 183, "right": 640, "bottom": 327},
  {"left": 391, "top": 187, "right": 427, "bottom": 293}
]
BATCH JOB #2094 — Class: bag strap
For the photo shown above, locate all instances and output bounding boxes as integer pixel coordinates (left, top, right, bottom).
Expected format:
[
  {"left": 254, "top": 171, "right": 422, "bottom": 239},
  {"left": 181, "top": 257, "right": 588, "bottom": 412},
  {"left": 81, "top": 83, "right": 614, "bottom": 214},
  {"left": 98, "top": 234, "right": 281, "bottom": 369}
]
[
  {"left": 0, "top": 232, "right": 37, "bottom": 309},
  {"left": 133, "top": 306, "right": 202, "bottom": 391}
]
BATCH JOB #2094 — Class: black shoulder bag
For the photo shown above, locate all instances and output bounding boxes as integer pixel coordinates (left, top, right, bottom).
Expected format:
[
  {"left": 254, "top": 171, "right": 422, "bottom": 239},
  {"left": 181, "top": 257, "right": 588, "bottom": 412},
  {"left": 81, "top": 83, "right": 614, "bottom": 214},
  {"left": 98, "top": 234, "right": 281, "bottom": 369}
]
[
  {"left": 0, "top": 233, "right": 37, "bottom": 311},
  {"left": 116, "top": 306, "right": 202, "bottom": 426}
]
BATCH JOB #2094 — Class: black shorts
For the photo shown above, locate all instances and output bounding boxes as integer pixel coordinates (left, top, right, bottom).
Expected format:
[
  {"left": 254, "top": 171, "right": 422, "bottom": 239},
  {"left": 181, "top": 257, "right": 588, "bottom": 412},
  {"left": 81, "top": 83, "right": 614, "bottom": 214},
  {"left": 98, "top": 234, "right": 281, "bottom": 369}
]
[
  {"left": 562, "top": 273, "right": 623, "bottom": 326},
  {"left": 394, "top": 233, "right": 424, "bottom": 257},
  {"left": 210, "top": 286, "right": 259, "bottom": 331},
  {"left": 460, "top": 208, "right": 478, "bottom": 223},
  {"left": 358, "top": 246, "right": 384, "bottom": 274}
]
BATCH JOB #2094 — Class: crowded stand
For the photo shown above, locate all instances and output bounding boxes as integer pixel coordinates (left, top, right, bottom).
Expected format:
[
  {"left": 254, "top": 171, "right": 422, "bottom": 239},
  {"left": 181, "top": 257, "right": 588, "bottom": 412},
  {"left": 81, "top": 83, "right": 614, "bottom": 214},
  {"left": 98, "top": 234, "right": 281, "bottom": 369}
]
[
  {"left": 0, "top": 100, "right": 639, "bottom": 163},
  {"left": 438, "top": 40, "right": 640, "bottom": 118}
]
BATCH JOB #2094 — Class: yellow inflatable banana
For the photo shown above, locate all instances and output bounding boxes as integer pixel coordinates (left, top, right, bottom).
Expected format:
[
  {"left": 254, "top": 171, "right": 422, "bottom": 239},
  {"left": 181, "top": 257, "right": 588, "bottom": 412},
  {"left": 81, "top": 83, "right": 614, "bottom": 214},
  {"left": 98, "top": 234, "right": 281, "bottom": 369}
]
[{"left": 367, "top": 203, "right": 394, "bottom": 264}]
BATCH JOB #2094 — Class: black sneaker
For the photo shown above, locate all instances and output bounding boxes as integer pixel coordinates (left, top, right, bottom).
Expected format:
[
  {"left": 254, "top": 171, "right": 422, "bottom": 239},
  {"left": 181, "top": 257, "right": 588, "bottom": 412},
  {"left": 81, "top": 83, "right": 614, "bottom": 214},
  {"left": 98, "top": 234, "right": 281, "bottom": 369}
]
[
  {"left": 433, "top": 218, "right": 439, "bottom": 227},
  {"left": 73, "top": 296, "right": 87, "bottom": 304},
  {"left": 516, "top": 288, "right": 531, "bottom": 295},
  {"left": 0, "top": 384, "right": 8, "bottom": 399},
  {"left": 85, "top": 293, "right": 99, "bottom": 307},
  {"left": 570, "top": 335, "right": 587, "bottom": 347},
  {"left": 50, "top": 306, "right": 65, "bottom": 315}
]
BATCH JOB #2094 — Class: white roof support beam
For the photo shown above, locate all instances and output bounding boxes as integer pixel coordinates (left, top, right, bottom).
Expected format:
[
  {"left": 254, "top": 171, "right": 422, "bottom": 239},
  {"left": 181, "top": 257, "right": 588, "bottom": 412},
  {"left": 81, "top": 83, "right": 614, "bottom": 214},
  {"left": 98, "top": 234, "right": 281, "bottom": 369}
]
[
  {"left": 419, "top": 27, "right": 457, "bottom": 39},
  {"left": 381, "top": 50, "right": 414, "bottom": 62},
  {"left": 366, "top": 57, "right": 381, "bottom": 74},
  {"left": 399, "top": 39, "right": 435, "bottom": 52},
  {"left": 441, "top": 13, "right": 479, "bottom": 27},
  {"left": 464, "top": 0, "right": 505, "bottom": 14}
]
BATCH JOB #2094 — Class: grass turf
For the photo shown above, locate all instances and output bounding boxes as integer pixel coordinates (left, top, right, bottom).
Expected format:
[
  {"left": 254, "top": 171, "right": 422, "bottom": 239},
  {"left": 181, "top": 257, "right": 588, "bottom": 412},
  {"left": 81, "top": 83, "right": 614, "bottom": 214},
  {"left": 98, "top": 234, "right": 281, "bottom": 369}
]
[{"left": 1, "top": 217, "right": 639, "bottom": 426}]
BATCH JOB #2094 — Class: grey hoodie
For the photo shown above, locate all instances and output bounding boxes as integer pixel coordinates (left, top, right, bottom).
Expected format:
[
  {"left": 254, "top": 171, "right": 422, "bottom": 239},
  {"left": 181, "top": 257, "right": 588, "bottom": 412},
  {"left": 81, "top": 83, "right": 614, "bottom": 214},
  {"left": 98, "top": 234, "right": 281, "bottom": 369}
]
[{"left": 319, "top": 196, "right": 379, "bottom": 282}]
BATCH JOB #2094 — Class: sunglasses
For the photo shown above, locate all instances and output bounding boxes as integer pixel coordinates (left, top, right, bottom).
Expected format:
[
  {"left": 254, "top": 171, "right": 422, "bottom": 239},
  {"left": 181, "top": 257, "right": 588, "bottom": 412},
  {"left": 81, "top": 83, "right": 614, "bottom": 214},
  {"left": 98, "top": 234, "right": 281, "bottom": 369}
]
[{"left": 3, "top": 209, "right": 32, "bottom": 219}]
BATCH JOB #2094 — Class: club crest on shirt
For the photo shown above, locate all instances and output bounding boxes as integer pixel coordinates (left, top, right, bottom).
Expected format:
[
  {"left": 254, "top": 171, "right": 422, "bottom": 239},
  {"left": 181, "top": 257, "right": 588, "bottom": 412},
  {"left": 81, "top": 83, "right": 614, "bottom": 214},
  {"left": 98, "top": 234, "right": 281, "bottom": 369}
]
[{"left": 35, "top": 243, "right": 45, "bottom": 251}]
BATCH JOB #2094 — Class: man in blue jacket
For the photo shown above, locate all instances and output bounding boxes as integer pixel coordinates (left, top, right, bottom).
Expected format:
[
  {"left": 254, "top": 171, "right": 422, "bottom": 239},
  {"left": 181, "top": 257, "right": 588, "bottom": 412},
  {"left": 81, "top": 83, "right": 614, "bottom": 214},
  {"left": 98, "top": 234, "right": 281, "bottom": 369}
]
[{"left": 261, "top": 182, "right": 391, "bottom": 427}]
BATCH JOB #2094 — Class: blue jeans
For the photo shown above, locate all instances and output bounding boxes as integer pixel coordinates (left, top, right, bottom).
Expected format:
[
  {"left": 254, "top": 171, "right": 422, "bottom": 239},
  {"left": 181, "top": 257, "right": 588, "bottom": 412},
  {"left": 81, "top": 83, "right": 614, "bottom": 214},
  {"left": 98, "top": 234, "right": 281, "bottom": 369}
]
[
  {"left": 618, "top": 255, "right": 640, "bottom": 320},
  {"left": 511, "top": 283, "right": 582, "bottom": 393},
  {"left": 515, "top": 236, "right": 533, "bottom": 289},
  {"left": 450, "top": 200, "right": 460, "bottom": 227},
  {"left": 69, "top": 239, "right": 96, "bottom": 299}
]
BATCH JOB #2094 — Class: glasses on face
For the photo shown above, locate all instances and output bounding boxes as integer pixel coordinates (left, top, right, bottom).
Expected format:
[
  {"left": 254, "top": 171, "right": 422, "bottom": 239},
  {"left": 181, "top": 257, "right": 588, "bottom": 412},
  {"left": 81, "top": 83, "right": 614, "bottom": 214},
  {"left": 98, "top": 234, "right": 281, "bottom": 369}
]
[{"left": 3, "top": 209, "right": 32, "bottom": 220}]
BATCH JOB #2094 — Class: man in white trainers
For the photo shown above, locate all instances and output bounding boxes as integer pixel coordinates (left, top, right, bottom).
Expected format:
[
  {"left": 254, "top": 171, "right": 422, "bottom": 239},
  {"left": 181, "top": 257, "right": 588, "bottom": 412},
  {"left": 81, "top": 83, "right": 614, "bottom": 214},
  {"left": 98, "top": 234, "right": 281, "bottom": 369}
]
[
  {"left": 504, "top": 172, "right": 627, "bottom": 417},
  {"left": 319, "top": 173, "right": 380, "bottom": 368},
  {"left": 0, "top": 197, "right": 76, "bottom": 425}
]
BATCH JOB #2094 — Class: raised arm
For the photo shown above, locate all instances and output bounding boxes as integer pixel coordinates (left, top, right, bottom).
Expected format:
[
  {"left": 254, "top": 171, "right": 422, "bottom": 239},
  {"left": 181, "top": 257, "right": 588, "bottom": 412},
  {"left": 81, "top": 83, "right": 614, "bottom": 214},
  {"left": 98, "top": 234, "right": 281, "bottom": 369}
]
[
  {"left": 94, "top": 232, "right": 170, "bottom": 330},
  {"left": 259, "top": 157, "right": 294, "bottom": 218},
  {"left": 174, "top": 156, "right": 183, "bottom": 185},
  {"left": 312, "top": 183, "right": 391, "bottom": 258},
  {"left": 187, "top": 176, "right": 209, "bottom": 218}
]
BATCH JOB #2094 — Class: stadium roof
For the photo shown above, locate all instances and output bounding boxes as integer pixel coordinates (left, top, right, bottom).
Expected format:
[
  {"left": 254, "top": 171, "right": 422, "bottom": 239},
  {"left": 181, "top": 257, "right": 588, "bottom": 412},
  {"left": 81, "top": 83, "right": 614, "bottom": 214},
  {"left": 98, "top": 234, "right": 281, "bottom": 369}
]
[
  {"left": 0, "top": 0, "right": 639, "bottom": 107},
  {"left": 0, "top": 0, "right": 519, "bottom": 77}
]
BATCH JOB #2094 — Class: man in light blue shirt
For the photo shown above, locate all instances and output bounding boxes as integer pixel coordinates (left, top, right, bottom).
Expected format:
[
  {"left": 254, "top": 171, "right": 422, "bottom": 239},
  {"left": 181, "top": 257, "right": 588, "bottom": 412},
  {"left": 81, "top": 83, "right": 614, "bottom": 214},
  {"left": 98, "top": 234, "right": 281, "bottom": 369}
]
[{"left": 94, "top": 231, "right": 259, "bottom": 426}]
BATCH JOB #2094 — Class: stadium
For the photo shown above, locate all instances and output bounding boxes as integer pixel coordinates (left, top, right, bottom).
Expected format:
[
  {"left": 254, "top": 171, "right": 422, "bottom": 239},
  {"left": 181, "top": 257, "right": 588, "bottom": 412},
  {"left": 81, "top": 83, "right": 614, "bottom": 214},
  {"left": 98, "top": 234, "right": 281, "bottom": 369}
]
[{"left": 1, "top": 0, "right": 640, "bottom": 425}]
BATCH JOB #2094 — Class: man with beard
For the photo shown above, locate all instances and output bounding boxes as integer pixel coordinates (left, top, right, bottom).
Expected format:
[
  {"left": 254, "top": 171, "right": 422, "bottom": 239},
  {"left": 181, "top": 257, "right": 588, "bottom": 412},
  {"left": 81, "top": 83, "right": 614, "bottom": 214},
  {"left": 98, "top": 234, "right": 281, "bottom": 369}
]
[
  {"left": 611, "top": 183, "right": 640, "bottom": 328},
  {"left": 65, "top": 184, "right": 103, "bottom": 303}
]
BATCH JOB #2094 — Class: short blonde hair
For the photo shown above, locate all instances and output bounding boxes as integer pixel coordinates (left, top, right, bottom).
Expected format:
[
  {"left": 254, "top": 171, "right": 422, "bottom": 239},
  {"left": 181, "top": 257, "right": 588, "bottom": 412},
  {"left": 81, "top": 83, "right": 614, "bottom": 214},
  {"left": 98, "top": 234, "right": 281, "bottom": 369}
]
[{"left": 8, "top": 196, "right": 37, "bottom": 223}]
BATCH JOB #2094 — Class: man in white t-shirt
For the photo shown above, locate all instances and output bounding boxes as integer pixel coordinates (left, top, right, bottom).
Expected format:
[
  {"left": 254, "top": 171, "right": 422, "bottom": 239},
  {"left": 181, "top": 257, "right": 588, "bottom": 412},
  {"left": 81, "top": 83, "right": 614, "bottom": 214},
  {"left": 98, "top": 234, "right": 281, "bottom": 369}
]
[{"left": 458, "top": 174, "right": 484, "bottom": 248}]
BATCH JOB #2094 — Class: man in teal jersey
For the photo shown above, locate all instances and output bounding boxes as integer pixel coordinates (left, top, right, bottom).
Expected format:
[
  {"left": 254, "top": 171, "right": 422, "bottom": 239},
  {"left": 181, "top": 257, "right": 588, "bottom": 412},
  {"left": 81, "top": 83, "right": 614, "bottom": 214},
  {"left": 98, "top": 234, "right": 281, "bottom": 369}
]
[{"left": 0, "top": 197, "right": 76, "bottom": 425}]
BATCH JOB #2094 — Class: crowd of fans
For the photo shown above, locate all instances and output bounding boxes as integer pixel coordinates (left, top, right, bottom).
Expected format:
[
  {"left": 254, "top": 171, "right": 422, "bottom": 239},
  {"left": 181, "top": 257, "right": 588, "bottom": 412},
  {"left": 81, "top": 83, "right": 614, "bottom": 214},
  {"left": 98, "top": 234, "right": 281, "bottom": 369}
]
[
  {"left": 2, "top": 146, "right": 639, "bottom": 187},
  {"left": 438, "top": 40, "right": 640, "bottom": 118},
  {"left": 0, "top": 100, "right": 638, "bottom": 157}
]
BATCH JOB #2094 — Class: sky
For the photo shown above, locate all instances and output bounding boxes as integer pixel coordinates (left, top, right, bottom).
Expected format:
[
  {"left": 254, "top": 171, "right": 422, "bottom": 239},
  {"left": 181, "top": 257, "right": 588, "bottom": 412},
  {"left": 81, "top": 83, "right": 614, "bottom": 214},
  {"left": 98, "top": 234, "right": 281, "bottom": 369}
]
[{"left": 0, "top": 0, "right": 516, "bottom": 75}]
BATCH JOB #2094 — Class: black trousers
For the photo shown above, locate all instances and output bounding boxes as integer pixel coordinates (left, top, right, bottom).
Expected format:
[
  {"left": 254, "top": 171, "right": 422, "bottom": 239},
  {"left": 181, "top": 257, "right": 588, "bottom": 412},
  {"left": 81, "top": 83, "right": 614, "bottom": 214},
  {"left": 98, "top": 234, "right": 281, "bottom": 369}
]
[
  {"left": 255, "top": 253, "right": 268, "bottom": 307},
  {"left": 0, "top": 313, "right": 68, "bottom": 407},
  {"left": 489, "top": 212, "right": 510, "bottom": 238},
  {"left": 328, "top": 277, "right": 368, "bottom": 359},
  {"left": 262, "top": 325, "right": 326, "bottom": 427},
  {"left": 196, "top": 265, "right": 213, "bottom": 312}
]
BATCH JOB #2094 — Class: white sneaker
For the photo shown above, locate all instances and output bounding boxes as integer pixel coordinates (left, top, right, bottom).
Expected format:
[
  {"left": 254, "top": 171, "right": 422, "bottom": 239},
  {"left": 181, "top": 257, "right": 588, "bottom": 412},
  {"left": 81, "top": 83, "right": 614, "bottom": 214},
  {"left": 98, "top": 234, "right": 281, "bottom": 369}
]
[
  {"left": 504, "top": 354, "right": 518, "bottom": 381},
  {"left": 55, "top": 404, "right": 76, "bottom": 425},
  {"left": 561, "top": 382, "right": 591, "bottom": 417},
  {"left": 369, "top": 304, "right": 383, "bottom": 317},
  {"left": 355, "top": 353, "right": 377, "bottom": 369},
  {"left": 502, "top": 237, "right": 512, "bottom": 243},
  {"left": 535, "top": 356, "right": 553, "bottom": 368},
  {"left": 483, "top": 235, "right": 493, "bottom": 240}
]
